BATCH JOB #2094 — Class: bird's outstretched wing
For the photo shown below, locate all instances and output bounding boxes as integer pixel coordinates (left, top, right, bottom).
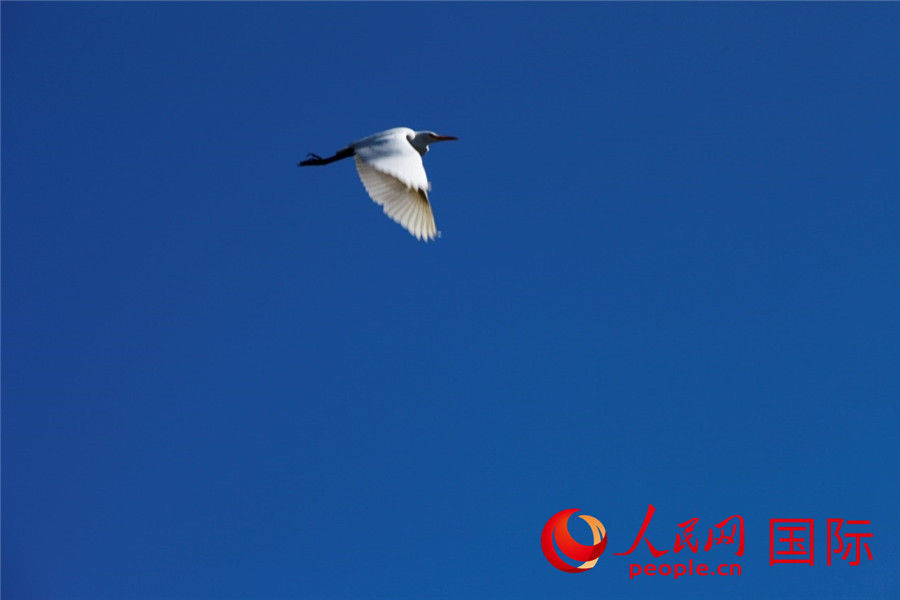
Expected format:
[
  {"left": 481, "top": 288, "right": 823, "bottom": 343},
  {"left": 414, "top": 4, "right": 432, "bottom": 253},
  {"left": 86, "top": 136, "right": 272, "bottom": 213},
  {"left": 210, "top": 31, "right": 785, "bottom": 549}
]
[{"left": 353, "top": 134, "right": 438, "bottom": 241}]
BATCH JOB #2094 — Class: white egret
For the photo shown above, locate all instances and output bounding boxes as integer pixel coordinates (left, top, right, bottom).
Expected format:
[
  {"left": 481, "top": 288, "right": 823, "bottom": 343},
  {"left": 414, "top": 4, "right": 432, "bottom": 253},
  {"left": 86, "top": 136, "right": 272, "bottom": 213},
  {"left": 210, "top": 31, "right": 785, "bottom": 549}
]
[{"left": 298, "top": 127, "right": 458, "bottom": 241}]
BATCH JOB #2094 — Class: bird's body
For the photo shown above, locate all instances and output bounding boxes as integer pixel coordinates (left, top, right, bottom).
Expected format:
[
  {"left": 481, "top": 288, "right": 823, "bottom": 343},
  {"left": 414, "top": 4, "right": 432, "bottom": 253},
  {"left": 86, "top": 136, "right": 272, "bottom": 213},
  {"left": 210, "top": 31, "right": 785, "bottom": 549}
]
[{"left": 299, "top": 127, "right": 457, "bottom": 241}]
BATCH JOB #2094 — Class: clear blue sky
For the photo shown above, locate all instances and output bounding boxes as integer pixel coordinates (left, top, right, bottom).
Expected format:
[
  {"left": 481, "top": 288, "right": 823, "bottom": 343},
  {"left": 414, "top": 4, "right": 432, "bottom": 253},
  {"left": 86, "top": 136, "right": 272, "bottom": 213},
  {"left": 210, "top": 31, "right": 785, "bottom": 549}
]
[{"left": 2, "top": 3, "right": 898, "bottom": 598}]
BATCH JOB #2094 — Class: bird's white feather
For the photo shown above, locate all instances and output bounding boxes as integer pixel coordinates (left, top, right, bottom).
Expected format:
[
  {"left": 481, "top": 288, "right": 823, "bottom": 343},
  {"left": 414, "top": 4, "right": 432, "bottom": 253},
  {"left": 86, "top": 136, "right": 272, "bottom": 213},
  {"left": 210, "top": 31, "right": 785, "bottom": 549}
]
[
  {"left": 352, "top": 128, "right": 430, "bottom": 192},
  {"left": 352, "top": 129, "right": 437, "bottom": 241},
  {"left": 355, "top": 157, "right": 438, "bottom": 241}
]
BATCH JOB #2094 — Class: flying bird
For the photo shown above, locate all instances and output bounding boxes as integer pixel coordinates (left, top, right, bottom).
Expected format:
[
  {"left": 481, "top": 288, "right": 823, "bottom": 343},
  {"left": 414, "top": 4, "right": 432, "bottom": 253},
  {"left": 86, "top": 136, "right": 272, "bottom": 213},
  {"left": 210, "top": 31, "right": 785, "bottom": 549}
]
[{"left": 298, "top": 127, "right": 458, "bottom": 241}]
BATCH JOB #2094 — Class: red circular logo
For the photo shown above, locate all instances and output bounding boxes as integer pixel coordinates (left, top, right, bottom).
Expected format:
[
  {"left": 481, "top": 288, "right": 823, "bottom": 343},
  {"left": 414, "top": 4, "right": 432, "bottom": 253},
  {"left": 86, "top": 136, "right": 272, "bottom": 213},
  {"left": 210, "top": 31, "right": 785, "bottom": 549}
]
[{"left": 541, "top": 508, "right": 608, "bottom": 573}]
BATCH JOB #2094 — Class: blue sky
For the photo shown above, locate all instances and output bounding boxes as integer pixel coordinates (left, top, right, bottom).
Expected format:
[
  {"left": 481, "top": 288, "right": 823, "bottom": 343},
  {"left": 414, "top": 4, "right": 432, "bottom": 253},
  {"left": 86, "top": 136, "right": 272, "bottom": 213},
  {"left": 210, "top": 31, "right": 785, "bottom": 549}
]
[{"left": 2, "top": 2, "right": 898, "bottom": 598}]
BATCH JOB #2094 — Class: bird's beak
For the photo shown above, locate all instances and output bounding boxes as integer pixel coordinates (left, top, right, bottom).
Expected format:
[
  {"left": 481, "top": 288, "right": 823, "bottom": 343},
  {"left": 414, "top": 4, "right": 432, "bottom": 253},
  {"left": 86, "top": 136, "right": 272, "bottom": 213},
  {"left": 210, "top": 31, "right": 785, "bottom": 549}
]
[{"left": 432, "top": 135, "right": 458, "bottom": 141}]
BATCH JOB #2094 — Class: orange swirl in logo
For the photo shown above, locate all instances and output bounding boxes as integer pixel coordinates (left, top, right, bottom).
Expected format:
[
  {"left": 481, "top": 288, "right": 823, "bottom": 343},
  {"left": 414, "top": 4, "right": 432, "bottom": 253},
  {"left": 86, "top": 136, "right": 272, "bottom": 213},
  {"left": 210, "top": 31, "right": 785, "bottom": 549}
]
[{"left": 541, "top": 508, "right": 608, "bottom": 573}]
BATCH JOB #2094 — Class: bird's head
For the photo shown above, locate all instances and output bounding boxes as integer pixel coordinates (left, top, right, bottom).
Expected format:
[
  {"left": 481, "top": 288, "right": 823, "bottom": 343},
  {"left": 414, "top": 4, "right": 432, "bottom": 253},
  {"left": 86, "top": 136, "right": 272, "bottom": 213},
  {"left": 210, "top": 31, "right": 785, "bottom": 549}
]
[{"left": 409, "top": 130, "right": 458, "bottom": 155}]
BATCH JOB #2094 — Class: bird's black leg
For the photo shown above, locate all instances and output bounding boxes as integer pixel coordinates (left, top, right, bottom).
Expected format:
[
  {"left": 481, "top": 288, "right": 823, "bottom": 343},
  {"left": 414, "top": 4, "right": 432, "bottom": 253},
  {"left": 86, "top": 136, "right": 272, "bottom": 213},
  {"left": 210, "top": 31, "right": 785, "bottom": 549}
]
[{"left": 298, "top": 147, "right": 355, "bottom": 167}]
